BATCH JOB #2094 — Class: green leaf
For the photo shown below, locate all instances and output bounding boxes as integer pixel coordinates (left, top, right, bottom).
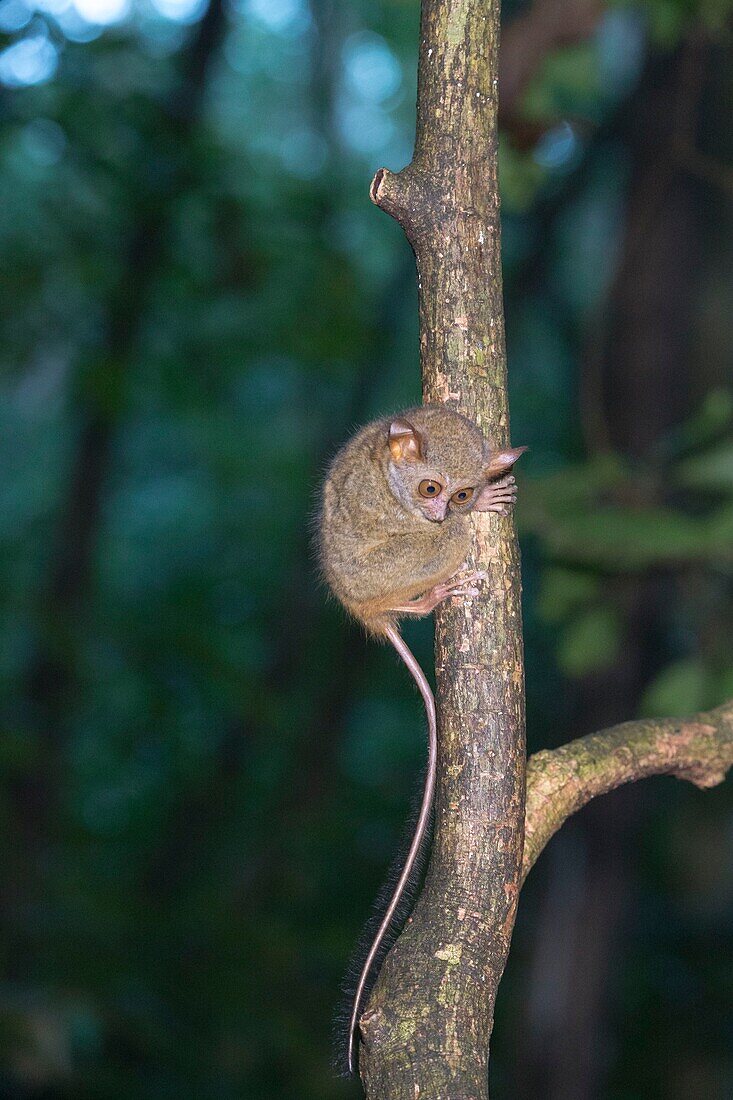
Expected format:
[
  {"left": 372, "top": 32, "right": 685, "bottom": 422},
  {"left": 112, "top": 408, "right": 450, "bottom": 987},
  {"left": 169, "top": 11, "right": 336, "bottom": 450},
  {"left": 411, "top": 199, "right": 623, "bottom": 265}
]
[
  {"left": 676, "top": 443, "right": 733, "bottom": 491},
  {"left": 641, "top": 658, "right": 708, "bottom": 717},
  {"left": 557, "top": 606, "right": 622, "bottom": 677},
  {"left": 667, "top": 389, "right": 732, "bottom": 455},
  {"left": 523, "top": 498, "right": 733, "bottom": 570},
  {"left": 713, "top": 665, "right": 733, "bottom": 701},
  {"left": 646, "top": 0, "right": 687, "bottom": 47},
  {"left": 537, "top": 566, "right": 600, "bottom": 623},
  {"left": 498, "top": 137, "right": 546, "bottom": 212}
]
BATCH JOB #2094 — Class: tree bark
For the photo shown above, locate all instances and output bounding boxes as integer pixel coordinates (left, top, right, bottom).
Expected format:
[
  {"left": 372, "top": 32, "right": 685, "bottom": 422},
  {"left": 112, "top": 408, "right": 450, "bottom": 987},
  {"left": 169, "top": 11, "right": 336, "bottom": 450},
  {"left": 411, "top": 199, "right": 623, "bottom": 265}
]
[
  {"left": 523, "top": 700, "right": 733, "bottom": 882},
  {"left": 362, "top": 1, "right": 525, "bottom": 1096}
]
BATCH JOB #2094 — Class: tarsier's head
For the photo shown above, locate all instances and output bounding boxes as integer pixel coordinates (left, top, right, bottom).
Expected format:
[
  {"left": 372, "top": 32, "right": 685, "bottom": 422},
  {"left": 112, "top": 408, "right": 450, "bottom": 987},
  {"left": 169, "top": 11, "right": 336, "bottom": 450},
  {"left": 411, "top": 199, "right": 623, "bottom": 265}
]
[{"left": 385, "top": 405, "right": 525, "bottom": 523}]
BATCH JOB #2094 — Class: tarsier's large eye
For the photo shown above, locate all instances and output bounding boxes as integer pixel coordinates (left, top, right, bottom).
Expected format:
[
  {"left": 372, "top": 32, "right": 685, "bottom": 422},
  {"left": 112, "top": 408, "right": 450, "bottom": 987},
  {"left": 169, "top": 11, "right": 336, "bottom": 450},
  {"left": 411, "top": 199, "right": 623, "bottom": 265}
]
[
  {"left": 451, "top": 487, "right": 475, "bottom": 505},
  {"left": 418, "top": 480, "right": 442, "bottom": 498}
]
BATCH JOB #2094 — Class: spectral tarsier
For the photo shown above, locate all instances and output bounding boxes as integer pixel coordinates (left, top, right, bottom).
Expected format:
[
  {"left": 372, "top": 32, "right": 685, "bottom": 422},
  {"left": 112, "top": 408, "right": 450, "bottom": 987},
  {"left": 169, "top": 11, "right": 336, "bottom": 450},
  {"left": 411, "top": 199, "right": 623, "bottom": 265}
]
[{"left": 318, "top": 404, "right": 525, "bottom": 1074}]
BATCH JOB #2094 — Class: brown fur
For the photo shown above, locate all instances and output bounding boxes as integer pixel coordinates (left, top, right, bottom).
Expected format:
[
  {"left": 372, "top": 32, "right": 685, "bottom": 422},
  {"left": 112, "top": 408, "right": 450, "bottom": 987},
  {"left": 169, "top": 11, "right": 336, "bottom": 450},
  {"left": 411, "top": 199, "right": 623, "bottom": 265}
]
[{"left": 318, "top": 405, "right": 519, "bottom": 632}]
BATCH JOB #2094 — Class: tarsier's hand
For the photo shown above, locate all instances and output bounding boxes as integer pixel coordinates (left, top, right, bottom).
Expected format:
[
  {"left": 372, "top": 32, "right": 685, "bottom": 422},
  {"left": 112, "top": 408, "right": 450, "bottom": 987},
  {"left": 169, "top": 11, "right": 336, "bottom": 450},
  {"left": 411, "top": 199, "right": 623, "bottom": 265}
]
[{"left": 473, "top": 474, "right": 517, "bottom": 516}]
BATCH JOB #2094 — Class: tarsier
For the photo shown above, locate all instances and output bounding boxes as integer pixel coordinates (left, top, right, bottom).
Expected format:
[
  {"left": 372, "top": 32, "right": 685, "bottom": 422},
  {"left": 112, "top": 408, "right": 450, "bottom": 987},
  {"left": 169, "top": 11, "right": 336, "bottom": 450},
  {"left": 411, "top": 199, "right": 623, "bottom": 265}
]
[{"left": 318, "top": 403, "right": 525, "bottom": 1074}]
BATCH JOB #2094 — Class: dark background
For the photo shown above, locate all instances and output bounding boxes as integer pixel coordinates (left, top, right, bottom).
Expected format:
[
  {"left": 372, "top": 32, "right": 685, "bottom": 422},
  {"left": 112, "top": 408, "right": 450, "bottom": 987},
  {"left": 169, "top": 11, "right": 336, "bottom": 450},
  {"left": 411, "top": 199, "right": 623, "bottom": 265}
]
[{"left": 1, "top": 0, "right": 732, "bottom": 1095}]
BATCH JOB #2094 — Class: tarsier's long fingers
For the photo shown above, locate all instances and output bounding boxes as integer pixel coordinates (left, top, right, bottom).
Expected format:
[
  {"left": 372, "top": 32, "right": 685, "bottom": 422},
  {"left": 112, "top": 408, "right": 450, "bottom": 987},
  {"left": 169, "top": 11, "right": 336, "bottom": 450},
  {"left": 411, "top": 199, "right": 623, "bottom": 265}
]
[
  {"left": 484, "top": 480, "right": 516, "bottom": 498},
  {"left": 474, "top": 474, "right": 518, "bottom": 514},
  {"left": 444, "top": 584, "right": 480, "bottom": 597}
]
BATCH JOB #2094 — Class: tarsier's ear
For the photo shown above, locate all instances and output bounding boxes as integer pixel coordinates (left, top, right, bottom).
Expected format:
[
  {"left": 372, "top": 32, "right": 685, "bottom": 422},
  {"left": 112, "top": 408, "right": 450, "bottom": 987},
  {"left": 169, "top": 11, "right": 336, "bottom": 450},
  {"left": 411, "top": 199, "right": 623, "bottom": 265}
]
[
  {"left": 484, "top": 445, "right": 528, "bottom": 479},
  {"left": 388, "top": 418, "right": 423, "bottom": 462}
]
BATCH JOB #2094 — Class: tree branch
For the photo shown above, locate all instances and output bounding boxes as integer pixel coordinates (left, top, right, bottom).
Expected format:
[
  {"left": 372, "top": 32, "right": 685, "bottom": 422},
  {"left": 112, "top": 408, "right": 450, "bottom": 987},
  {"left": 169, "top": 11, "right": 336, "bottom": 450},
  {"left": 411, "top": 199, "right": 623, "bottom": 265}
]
[
  {"left": 522, "top": 701, "right": 733, "bottom": 883},
  {"left": 361, "top": 1, "right": 525, "bottom": 1096}
]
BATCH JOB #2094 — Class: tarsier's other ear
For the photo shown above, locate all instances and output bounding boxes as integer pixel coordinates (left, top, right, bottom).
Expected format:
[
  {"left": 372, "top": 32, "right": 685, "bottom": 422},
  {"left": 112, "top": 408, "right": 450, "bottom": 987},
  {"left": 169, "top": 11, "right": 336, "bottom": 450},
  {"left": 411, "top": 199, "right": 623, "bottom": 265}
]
[
  {"left": 388, "top": 418, "right": 423, "bottom": 462},
  {"left": 484, "top": 445, "right": 528, "bottom": 479}
]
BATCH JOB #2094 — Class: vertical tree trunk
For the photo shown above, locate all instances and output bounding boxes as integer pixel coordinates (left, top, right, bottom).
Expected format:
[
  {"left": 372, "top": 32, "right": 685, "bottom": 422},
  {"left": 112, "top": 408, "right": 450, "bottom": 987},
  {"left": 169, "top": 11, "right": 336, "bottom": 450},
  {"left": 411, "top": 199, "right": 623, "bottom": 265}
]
[
  {"left": 361, "top": 1, "right": 526, "bottom": 1096},
  {"left": 518, "top": 38, "right": 710, "bottom": 1100}
]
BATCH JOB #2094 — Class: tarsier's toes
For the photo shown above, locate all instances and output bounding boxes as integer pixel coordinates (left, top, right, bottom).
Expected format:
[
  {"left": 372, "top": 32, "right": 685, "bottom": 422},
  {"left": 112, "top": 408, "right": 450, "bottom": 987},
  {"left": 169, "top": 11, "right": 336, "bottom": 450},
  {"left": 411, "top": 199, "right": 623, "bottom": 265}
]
[
  {"left": 443, "top": 569, "right": 488, "bottom": 598},
  {"left": 406, "top": 570, "right": 489, "bottom": 614},
  {"left": 457, "top": 572, "right": 484, "bottom": 589},
  {"left": 445, "top": 584, "right": 479, "bottom": 598},
  {"left": 447, "top": 568, "right": 487, "bottom": 586}
]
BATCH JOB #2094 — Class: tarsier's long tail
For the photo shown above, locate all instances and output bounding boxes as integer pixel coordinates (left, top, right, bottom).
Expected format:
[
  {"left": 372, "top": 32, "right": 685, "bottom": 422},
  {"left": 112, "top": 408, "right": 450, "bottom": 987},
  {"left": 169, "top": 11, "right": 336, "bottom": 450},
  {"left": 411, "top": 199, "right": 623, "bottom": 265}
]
[{"left": 346, "top": 623, "right": 437, "bottom": 1076}]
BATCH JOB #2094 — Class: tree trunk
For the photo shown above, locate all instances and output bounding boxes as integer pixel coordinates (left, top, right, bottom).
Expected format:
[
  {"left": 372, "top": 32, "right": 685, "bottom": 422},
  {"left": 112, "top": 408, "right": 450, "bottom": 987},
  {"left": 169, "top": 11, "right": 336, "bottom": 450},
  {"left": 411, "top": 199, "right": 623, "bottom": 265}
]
[
  {"left": 518, "top": 37, "right": 715, "bottom": 1099},
  {"left": 362, "top": 1, "right": 526, "bottom": 1096}
]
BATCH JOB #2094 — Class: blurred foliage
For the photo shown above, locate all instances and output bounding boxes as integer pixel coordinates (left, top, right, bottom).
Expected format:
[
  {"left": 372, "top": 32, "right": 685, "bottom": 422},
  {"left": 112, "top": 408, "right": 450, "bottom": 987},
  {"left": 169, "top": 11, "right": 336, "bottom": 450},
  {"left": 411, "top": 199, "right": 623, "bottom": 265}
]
[
  {"left": 0, "top": 0, "right": 731, "bottom": 1096},
  {"left": 522, "top": 393, "right": 733, "bottom": 690}
]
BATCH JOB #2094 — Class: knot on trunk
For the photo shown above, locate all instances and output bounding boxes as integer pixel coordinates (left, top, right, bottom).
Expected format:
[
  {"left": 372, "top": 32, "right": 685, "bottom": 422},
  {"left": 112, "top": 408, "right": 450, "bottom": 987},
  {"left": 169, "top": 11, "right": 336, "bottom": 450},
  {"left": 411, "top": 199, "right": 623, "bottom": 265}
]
[{"left": 369, "top": 166, "right": 440, "bottom": 244}]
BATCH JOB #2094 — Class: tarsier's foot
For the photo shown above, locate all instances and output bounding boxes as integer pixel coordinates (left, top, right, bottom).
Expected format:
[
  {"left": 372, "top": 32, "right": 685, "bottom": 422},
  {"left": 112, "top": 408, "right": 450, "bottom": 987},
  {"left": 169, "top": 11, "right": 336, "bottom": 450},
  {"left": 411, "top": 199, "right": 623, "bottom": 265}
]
[
  {"left": 473, "top": 474, "right": 518, "bottom": 516},
  {"left": 391, "top": 570, "right": 488, "bottom": 616}
]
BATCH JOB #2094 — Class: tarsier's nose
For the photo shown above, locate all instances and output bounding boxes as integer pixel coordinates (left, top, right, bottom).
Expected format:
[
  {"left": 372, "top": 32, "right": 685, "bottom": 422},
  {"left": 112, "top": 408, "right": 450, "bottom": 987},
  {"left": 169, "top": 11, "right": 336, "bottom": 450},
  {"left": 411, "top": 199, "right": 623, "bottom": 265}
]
[{"left": 423, "top": 496, "right": 448, "bottom": 522}]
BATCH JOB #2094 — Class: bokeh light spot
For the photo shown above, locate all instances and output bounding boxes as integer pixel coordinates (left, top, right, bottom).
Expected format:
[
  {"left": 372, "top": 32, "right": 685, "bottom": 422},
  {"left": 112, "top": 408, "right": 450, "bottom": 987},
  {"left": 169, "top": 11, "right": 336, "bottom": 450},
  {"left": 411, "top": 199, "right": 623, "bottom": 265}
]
[
  {"left": 34, "top": 0, "right": 72, "bottom": 16},
  {"left": 0, "top": 33, "right": 57, "bottom": 87},
  {"left": 343, "top": 32, "right": 402, "bottom": 105},
  {"left": 0, "top": 0, "right": 32, "bottom": 33},
  {"left": 244, "top": 0, "right": 310, "bottom": 36},
  {"left": 73, "top": 0, "right": 129, "bottom": 26},
  {"left": 597, "top": 8, "right": 645, "bottom": 96},
  {"left": 337, "top": 102, "right": 395, "bottom": 155},
  {"left": 149, "top": 0, "right": 206, "bottom": 24},
  {"left": 534, "top": 122, "right": 579, "bottom": 170}
]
